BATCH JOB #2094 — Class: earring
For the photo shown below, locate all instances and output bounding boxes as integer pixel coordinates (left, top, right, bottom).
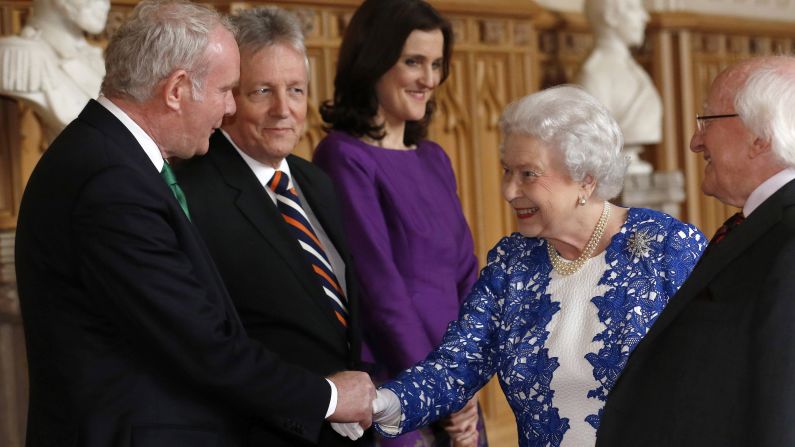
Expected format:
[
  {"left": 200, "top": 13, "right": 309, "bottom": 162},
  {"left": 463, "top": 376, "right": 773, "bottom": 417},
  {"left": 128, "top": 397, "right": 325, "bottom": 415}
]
[{"left": 578, "top": 197, "right": 587, "bottom": 206}]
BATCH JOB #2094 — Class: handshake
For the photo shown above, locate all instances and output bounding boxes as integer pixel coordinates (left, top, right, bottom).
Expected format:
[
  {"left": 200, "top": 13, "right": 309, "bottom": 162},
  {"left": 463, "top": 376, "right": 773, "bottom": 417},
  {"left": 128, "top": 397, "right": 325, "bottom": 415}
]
[
  {"left": 325, "top": 371, "right": 401, "bottom": 440},
  {"left": 326, "top": 371, "right": 480, "bottom": 445}
]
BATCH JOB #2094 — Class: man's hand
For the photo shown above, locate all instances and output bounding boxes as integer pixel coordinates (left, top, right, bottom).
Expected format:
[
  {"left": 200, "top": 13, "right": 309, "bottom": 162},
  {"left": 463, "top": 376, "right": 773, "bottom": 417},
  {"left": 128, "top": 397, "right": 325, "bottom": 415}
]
[
  {"left": 326, "top": 371, "right": 376, "bottom": 428},
  {"left": 442, "top": 396, "right": 479, "bottom": 447},
  {"left": 331, "top": 387, "right": 402, "bottom": 440}
]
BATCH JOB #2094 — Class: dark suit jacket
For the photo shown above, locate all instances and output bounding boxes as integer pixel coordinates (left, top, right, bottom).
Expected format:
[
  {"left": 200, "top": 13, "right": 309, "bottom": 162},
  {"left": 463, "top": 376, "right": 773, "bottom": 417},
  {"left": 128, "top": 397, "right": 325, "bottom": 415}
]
[
  {"left": 15, "top": 100, "right": 332, "bottom": 447},
  {"left": 175, "top": 131, "right": 362, "bottom": 446},
  {"left": 597, "top": 179, "right": 795, "bottom": 446}
]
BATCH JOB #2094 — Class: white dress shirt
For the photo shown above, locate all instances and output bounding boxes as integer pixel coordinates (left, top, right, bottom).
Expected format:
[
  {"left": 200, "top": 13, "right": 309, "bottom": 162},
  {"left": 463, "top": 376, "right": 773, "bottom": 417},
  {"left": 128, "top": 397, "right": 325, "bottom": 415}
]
[
  {"left": 97, "top": 95, "right": 163, "bottom": 172},
  {"left": 744, "top": 167, "right": 795, "bottom": 217}
]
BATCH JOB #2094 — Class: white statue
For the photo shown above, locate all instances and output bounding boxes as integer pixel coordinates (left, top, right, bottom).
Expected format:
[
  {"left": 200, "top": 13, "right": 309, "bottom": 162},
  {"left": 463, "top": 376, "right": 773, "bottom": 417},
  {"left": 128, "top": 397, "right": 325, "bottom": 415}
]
[
  {"left": 0, "top": 0, "right": 109, "bottom": 141},
  {"left": 576, "top": 0, "right": 662, "bottom": 175}
]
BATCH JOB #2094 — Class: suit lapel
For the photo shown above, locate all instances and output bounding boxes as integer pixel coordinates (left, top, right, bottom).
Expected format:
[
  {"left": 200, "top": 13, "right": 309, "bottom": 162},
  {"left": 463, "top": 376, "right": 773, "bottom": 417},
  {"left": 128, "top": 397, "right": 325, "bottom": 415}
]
[
  {"left": 81, "top": 102, "right": 244, "bottom": 326},
  {"left": 635, "top": 180, "right": 795, "bottom": 352},
  {"left": 207, "top": 133, "right": 345, "bottom": 333}
]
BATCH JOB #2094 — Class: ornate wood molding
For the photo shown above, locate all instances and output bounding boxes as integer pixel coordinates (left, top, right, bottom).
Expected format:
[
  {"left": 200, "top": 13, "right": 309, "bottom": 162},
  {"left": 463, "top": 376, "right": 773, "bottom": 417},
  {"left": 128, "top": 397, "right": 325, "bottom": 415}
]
[{"left": 0, "top": 230, "right": 16, "bottom": 320}]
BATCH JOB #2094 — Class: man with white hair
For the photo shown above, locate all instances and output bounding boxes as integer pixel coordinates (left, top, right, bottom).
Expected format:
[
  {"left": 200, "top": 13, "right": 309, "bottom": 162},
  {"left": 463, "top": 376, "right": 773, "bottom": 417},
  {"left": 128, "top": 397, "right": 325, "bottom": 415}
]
[
  {"left": 597, "top": 55, "right": 795, "bottom": 446},
  {"left": 176, "top": 6, "right": 366, "bottom": 446},
  {"left": 14, "top": 1, "right": 374, "bottom": 446}
]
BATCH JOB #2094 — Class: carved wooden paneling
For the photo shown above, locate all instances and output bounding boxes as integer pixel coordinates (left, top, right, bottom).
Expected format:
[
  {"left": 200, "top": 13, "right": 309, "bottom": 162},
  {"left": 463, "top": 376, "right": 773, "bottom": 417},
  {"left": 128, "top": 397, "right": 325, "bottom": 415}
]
[
  {"left": 0, "top": 41, "right": 26, "bottom": 446},
  {"left": 430, "top": 58, "right": 474, "bottom": 230},
  {"left": 0, "top": 98, "right": 16, "bottom": 227},
  {"left": 0, "top": 229, "right": 23, "bottom": 447}
]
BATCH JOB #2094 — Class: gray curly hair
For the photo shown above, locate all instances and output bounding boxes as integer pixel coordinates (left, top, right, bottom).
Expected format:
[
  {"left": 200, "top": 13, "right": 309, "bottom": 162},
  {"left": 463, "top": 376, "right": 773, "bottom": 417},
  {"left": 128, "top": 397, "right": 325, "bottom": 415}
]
[
  {"left": 101, "top": 0, "right": 234, "bottom": 101},
  {"left": 499, "top": 85, "right": 628, "bottom": 200}
]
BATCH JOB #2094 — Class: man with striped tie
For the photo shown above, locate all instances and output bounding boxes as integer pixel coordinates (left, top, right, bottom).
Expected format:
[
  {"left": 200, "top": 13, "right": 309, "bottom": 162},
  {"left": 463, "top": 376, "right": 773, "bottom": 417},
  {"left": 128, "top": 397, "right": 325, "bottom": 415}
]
[{"left": 176, "top": 6, "right": 367, "bottom": 446}]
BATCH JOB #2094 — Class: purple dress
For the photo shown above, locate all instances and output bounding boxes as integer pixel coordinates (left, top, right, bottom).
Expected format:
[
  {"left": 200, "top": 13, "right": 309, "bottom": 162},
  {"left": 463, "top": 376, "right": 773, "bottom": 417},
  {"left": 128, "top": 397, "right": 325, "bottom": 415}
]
[
  {"left": 314, "top": 131, "right": 479, "bottom": 371},
  {"left": 314, "top": 131, "right": 482, "bottom": 446}
]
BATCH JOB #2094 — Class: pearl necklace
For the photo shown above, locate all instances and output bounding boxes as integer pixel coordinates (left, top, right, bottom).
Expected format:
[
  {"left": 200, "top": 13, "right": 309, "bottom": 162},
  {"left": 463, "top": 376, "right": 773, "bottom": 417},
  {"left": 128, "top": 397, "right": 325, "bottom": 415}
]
[{"left": 546, "top": 201, "right": 611, "bottom": 276}]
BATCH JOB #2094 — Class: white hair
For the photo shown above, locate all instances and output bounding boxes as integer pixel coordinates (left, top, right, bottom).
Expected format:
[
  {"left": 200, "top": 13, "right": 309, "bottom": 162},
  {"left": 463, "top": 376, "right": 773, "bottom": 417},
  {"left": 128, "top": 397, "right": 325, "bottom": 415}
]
[
  {"left": 101, "top": 0, "right": 233, "bottom": 101},
  {"left": 499, "top": 85, "right": 628, "bottom": 200},
  {"left": 734, "top": 56, "right": 795, "bottom": 168},
  {"left": 230, "top": 6, "right": 309, "bottom": 78}
]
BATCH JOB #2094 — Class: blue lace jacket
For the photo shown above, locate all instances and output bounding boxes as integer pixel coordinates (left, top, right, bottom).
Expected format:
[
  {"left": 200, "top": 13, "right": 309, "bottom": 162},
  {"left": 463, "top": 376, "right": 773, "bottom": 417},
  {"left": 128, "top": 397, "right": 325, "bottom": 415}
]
[{"left": 379, "top": 208, "right": 706, "bottom": 447}]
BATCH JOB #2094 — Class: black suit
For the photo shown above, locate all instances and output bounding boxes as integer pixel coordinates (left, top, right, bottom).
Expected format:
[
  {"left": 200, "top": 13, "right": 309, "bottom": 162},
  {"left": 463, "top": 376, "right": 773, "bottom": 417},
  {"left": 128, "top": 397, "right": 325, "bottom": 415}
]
[
  {"left": 15, "top": 100, "right": 332, "bottom": 447},
  {"left": 175, "top": 131, "right": 362, "bottom": 446},
  {"left": 597, "top": 179, "right": 795, "bottom": 446}
]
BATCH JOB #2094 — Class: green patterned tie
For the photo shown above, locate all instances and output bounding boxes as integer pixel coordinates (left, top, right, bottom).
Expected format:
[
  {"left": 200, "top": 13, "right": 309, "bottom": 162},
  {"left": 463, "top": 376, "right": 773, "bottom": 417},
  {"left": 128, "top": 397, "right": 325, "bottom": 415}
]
[{"left": 160, "top": 162, "right": 191, "bottom": 221}]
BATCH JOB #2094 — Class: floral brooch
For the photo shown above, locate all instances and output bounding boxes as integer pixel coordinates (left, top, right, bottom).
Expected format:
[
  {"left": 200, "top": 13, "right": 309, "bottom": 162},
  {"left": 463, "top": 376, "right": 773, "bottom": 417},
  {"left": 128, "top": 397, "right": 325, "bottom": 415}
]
[{"left": 627, "top": 229, "right": 653, "bottom": 258}]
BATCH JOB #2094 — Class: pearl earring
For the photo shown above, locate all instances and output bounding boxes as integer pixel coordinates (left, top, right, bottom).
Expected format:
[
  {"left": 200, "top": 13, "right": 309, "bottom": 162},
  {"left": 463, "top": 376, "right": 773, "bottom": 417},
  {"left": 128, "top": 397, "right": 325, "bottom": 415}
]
[{"left": 578, "top": 197, "right": 587, "bottom": 206}]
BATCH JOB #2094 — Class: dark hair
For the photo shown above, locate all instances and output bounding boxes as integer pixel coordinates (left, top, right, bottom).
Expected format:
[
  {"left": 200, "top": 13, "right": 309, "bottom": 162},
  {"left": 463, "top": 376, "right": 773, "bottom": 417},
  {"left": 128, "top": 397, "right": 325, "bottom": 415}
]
[{"left": 319, "top": 0, "right": 453, "bottom": 146}]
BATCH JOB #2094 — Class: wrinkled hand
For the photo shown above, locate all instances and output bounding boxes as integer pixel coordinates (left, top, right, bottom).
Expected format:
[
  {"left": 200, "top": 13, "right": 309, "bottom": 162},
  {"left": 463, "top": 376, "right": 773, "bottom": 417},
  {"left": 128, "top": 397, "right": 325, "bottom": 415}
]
[
  {"left": 442, "top": 396, "right": 479, "bottom": 446},
  {"left": 326, "top": 371, "right": 376, "bottom": 429}
]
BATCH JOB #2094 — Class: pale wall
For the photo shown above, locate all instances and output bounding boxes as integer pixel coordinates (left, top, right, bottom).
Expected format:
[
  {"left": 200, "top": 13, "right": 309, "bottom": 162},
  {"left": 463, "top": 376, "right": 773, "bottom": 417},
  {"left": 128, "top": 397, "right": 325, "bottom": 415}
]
[{"left": 536, "top": 0, "right": 795, "bottom": 20}]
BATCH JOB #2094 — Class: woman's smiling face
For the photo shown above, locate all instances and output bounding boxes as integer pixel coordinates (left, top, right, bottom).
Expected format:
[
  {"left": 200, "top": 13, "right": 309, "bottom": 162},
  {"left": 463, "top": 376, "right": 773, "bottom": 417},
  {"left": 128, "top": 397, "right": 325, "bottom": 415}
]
[
  {"left": 374, "top": 29, "right": 444, "bottom": 128},
  {"left": 501, "top": 133, "right": 583, "bottom": 240}
]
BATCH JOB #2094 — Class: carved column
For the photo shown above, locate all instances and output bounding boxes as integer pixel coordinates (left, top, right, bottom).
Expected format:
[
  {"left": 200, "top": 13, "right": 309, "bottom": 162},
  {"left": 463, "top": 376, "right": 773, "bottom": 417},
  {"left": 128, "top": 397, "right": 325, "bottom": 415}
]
[{"left": 0, "top": 230, "right": 24, "bottom": 447}]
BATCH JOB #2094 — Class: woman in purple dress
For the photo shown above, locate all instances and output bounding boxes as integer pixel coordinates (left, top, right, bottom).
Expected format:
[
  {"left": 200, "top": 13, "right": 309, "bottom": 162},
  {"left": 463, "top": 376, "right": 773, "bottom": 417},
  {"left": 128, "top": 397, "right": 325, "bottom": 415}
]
[{"left": 313, "top": 1, "right": 486, "bottom": 446}]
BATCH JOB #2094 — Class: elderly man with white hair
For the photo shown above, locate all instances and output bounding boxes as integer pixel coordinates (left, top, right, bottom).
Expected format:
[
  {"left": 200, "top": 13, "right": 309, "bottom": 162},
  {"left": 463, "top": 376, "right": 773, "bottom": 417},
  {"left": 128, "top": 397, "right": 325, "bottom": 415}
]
[
  {"left": 598, "top": 55, "right": 795, "bottom": 447},
  {"left": 14, "top": 1, "right": 374, "bottom": 446}
]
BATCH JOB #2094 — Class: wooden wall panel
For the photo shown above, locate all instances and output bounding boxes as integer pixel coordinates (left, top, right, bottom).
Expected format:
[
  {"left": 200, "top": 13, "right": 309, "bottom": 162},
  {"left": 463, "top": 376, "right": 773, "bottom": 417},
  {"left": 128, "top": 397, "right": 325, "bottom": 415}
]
[{"left": 0, "top": 99, "right": 16, "bottom": 227}]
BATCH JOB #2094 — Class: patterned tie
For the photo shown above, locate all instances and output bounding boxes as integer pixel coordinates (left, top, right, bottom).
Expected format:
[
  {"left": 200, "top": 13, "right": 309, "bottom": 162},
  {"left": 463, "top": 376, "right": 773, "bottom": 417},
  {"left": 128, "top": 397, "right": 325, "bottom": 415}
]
[
  {"left": 706, "top": 211, "right": 745, "bottom": 251},
  {"left": 268, "top": 170, "right": 348, "bottom": 328},
  {"left": 160, "top": 162, "right": 191, "bottom": 221}
]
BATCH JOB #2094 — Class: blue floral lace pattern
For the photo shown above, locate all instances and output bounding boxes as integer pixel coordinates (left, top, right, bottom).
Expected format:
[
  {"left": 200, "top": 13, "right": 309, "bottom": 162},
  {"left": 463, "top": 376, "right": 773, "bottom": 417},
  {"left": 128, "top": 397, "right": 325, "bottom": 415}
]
[
  {"left": 379, "top": 208, "right": 706, "bottom": 447},
  {"left": 585, "top": 210, "right": 706, "bottom": 429}
]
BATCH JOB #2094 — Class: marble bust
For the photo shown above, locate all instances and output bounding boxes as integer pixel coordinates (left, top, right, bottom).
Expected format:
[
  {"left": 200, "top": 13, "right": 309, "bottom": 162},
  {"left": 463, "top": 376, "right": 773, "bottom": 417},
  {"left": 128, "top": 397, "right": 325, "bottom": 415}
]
[
  {"left": 0, "top": 0, "right": 109, "bottom": 141},
  {"left": 576, "top": 0, "right": 662, "bottom": 174}
]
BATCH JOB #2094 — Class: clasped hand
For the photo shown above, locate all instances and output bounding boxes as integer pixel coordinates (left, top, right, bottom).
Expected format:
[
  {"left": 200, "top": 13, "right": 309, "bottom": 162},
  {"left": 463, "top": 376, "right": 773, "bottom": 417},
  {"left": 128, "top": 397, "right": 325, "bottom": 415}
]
[
  {"left": 331, "top": 388, "right": 401, "bottom": 440},
  {"left": 330, "top": 383, "right": 479, "bottom": 446}
]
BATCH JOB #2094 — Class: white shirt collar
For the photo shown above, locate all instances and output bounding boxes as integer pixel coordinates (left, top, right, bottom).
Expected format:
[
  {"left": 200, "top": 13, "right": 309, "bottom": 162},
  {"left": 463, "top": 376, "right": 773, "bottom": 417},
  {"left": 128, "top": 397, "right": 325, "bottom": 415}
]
[
  {"left": 219, "top": 129, "right": 291, "bottom": 196},
  {"left": 744, "top": 167, "right": 795, "bottom": 216},
  {"left": 97, "top": 95, "right": 164, "bottom": 172}
]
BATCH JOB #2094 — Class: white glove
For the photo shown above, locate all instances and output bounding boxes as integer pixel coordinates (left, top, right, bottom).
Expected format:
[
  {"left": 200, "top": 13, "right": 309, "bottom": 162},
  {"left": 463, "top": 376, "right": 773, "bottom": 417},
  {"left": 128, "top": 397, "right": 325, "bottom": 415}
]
[
  {"left": 330, "top": 422, "right": 364, "bottom": 440},
  {"left": 330, "top": 388, "right": 403, "bottom": 440},
  {"left": 373, "top": 388, "right": 402, "bottom": 434}
]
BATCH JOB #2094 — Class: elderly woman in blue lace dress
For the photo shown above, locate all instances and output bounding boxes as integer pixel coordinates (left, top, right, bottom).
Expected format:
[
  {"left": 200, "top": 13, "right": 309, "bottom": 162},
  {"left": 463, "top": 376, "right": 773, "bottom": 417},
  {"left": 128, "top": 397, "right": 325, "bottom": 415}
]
[{"left": 359, "top": 85, "right": 707, "bottom": 447}]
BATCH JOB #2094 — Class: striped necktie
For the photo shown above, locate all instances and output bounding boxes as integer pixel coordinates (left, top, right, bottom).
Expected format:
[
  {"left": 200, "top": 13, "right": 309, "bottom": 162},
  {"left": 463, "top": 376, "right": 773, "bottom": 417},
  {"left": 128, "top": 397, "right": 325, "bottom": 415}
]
[
  {"left": 160, "top": 161, "right": 191, "bottom": 221},
  {"left": 268, "top": 170, "right": 348, "bottom": 328}
]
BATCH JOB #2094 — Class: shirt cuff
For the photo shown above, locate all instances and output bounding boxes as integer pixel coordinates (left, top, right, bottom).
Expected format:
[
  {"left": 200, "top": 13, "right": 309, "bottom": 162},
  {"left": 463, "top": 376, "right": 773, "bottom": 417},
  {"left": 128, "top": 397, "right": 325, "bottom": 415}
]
[{"left": 325, "top": 378, "right": 338, "bottom": 418}]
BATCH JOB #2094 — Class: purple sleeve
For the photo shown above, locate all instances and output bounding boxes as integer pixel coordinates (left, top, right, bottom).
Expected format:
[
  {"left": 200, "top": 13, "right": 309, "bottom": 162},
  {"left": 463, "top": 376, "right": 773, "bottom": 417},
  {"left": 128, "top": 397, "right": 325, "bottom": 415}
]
[
  {"left": 314, "top": 136, "right": 436, "bottom": 373},
  {"left": 432, "top": 145, "right": 480, "bottom": 305}
]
